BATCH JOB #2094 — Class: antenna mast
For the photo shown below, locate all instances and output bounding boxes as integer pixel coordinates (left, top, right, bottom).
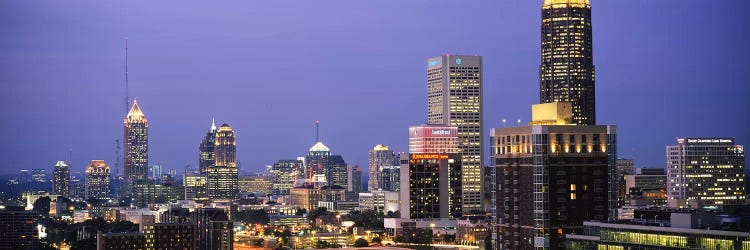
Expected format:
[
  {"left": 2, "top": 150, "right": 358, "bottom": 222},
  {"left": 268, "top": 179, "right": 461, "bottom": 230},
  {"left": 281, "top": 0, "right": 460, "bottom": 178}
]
[
  {"left": 125, "top": 38, "right": 129, "bottom": 113},
  {"left": 315, "top": 120, "right": 320, "bottom": 142}
]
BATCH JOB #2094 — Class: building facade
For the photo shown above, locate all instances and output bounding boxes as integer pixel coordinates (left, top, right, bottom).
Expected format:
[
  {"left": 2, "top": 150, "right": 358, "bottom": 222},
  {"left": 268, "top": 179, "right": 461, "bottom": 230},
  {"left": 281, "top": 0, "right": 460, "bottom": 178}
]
[
  {"left": 184, "top": 173, "right": 207, "bottom": 201},
  {"left": 0, "top": 206, "right": 39, "bottom": 249},
  {"left": 199, "top": 119, "right": 217, "bottom": 173},
  {"left": 271, "top": 159, "right": 302, "bottom": 195},
  {"left": 124, "top": 99, "right": 149, "bottom": 196},
  {"left": 53, "top": 160, "right": 70, "bottom": 196},
  {"left": 347, "top": 165, "right": 362, "bottom": 194},
  {"left": 427, "top": 54, "right": 483, "bottom": 213},
  {"left": 491, "top": 124, "right": 617, "bottom": 250},
  {"left": 239, "top": 176, "right": 273, "bottom": 194},
  {"left": 401, "top": 153, "right": 462, "bottom": 219},
  {"left": 306, "top": 142, "right": 348, "bottom": 189},
  {"left": 86, "top": 160, "right": 111, "bottom": 200},
  {"left": 539, "top": 0, "right": 596, "bottom": 125},
  {"left": 667, "top": 138, "right": 746, "bottom": 208},
  {"left": 368, "top": 144, "right": 398, "bottom": 191}
]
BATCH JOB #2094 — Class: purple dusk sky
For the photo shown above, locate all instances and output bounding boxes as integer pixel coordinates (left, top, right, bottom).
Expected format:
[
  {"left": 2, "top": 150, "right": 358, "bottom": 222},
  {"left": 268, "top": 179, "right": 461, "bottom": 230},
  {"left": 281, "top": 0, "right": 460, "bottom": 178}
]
[{"left": 0, "top": 1, "right": 748, "bottom": 175}]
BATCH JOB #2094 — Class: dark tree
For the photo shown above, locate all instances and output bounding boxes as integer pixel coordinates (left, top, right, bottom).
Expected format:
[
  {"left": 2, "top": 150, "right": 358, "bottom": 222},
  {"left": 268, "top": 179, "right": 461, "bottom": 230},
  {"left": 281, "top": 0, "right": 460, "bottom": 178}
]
[
  {"left": 236, "top": 209, "right": 271, "bottom": 225},
  {"left": 354, "top": 238, "right": 369, "bottom": 247},
  {"left": 32, "top": 196, "right": 52, "bottom": 216}
]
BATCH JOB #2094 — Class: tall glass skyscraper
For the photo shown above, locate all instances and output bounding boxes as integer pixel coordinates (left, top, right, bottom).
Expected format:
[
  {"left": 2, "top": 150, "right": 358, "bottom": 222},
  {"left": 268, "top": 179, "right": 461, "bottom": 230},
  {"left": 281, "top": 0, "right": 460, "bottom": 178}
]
[
  {"left": 540, "top": 0, "right": 596, "bottom": 125},
  {"left": 124, "top": 99, "right": 148, "bottom": 195},
  {"left": 426, "top": 54, "right": 483, "bottom": 213},
  {"left": 368, "top": 144, "right": 397, "bottom": 191},
  {"left": 199, "top": 119, "right": 217, "bottom": 173},
  {"left": 52, "top": 161, "right": 70, "bottom": 196}
]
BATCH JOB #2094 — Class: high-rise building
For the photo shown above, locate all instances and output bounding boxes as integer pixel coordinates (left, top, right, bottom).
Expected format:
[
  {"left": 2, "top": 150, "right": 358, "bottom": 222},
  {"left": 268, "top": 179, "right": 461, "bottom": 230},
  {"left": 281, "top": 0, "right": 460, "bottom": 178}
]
[
  {"left": 368, "top": 145, "right": 397, "bottom": 191},
  {"left": 427, "top": 54, "right": 483, "bottom": 213},
  {"left": 667, "top": 138, "right": 746, "bottom": 208},
  {"left": 401, "top": 125, "right": 462, "bottom": 219},
  {"left": 306, "top": 142, "right": 348, "bottom": 189},
  {"left": 85, "top": 160, "right": 111, "bottom": 200},
  {"left": 491, "top": 123, "right": 617, "bottom": 250},
  {"left": 195, "top": 208, "right": 234, "bottom": 250},
  {"left": 0, "top": 206, "right": 39, "bottom": 249},
  {"left": 539, "top": 0, "right": 596, "bottom": 125},
  {"left": 124, "top": 99, "right": 149, "bottom": 195},
  {"left": 199, "top": 119, "right": 218, "bottom": 173},
  {"left": 184, "top": 173, "right": 207, "bottom": 201},
  {"left": 271, "top": 159, "right": 302, "bottom": 195},
  {"left": 616, "top": 158, "right": 635, "bottom": 208},
  {"left": 214, "top": 123, "right": 236, "bottom": 168},
  {"left": 206, "top": 123, "right": 239, "bottom": 200},
  {"left": 53, "top": 161, "right": 70, "bottom": 196},
  {"left": 149, "top": 164, "right": 162, "bottom": 181},
  {"left": 347, "top": 165, "right": 362, "bottom": 194}
]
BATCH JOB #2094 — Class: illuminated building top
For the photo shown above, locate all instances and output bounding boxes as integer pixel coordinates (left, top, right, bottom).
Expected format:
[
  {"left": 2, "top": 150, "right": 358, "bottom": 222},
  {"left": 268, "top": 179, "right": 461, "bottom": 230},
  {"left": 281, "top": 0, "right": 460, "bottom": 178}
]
[
  {"left": 543, "top": 0, "right": 590, "bottom": 8},
  {"left": 373, "top": 144, "right": 389, "bottom": 151},
  {"left": 529, "top": 102, "right": 574, "bottom": 125},
  {"left": 309, "top": 142, "right": 330, "bottom": 152},
  {"left": 125, "top": 99, "right": 147, "bottom": 123}
]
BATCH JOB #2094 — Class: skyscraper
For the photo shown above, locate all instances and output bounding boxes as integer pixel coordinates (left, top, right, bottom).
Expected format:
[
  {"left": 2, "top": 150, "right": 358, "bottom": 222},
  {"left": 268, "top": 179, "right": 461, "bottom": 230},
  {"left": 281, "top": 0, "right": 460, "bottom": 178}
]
[
  {"left": 427, "top": 54, "right": 483, "bottom": 213},
  {"left": 270, "top": 159, "right": 302, "bottom": 195},
  {"left": 53, "top": 161, "right": 70, "bottom": 196},
  {"left": 490, "top": 107, "right": 617, "bottom": 249},
  {"left": 347, "top": 165, "right": 362, "bottom": 194},
  {"left": 206, "top": 123, "right": 238, "bottom": 200},
  {"left": 539, "top": 0, "right": 596, "bottom": 125},
  {"left": 199, "top": 119, "right": 217, "bottom": 173},
  {"left": 124, "top": 99, "right": 148, "bottom": 195},
  {"left": 368, "top": 144, "right": 397, "bottom": 191},
  {"left": 86, "top": 160, "right": 111, "bottom": 200},
  {"left": 401, "top": 124, "right": 462, "bottom": 219},
  {"left": 0, "top": 206, "right": 39, "bottom": 249},
  {"left": 667, "top": 138, "right": 746, "bottom": 208},
  {"left": 306, "top": 142, "right": 348, "bottom": 188}
]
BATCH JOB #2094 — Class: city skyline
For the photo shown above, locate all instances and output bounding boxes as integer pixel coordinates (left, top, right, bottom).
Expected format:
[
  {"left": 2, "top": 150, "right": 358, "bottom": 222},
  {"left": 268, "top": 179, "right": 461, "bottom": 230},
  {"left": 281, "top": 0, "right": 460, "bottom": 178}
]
[{"left": 1, "top": 1, "right": 749, "bottom": 174}]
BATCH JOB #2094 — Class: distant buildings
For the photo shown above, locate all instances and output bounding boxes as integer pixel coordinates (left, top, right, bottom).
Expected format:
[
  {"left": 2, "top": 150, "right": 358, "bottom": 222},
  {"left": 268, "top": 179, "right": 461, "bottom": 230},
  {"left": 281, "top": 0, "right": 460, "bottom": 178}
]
[
  {"left": 540, "top": 0, "right": 596, "bottom": 125},
  {"left": 491, "top": 103, "right": 617, "bottom": 250},
  {"left": 31, "top": 169, "right": 46, "bottom": 182},
  {"left": 0, "top": 206, "right": 39, "bottom": 249},
  {"left": 206, "top": 123, "right": 239, "bottom": 200},
  {"left": 427, "top": 54, "right": 483, "bottom": 213},
  {"left": 124, "top": 99, "right": 149, "bottom": 196},
  {"left": 199, "top": 119, "right": 218, "bottom": 173},
  {"left": 617, "top": 158, "right": 635, "bottom": 208},
  {"left": 667, "top": 138, "right": 746, "bottom": 208},
  {"left": 85, "top": 160, "right": 111, "bottom": 200},
  {"left": 271, "top": 159, "right": 302, "bottom": 195},
  {"left": 53, "top": 160, "right": 70, "bottom": 196}
]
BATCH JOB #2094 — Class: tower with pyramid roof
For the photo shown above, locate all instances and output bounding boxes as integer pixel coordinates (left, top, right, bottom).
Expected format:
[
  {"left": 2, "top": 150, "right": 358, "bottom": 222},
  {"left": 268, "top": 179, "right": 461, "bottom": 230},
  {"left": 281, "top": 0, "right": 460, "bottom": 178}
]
[{"left": 124, "top": 99, "right": 148, "bottom": 196}]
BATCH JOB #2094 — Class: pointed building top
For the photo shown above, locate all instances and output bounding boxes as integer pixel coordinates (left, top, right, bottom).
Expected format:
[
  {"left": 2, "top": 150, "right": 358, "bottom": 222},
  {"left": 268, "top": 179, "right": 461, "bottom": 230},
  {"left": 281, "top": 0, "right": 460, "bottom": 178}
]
[
  {"left": 54, "top": 161, "right": 68, "bottom": 168},
  {"left": 309, "top": 142, "right": 330, "bottom": 152},
  {"left": 126, "top": 98, "right": 147, "bottom": 122},
  {"left": 211, "top": 118, "right": 217, "bottom": 131}
]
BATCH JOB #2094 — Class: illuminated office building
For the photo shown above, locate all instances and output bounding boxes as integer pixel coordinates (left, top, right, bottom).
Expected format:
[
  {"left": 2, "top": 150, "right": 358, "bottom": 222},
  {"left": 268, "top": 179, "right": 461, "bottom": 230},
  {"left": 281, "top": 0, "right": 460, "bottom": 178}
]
[
  {"left": 491, "top": 105, "right": 617, "bottom": 249},
  {"left": 0, "top": 206, "right": 39, "bottom": 249},
  {"left": 540, "top": 0, "right": 596, "bottom": 125},
  {"left": 667, "top": 138, "right": 746, "bottom": 208},
  {"left": 53, "top": 160, "right": 70, "bottom": 196},
  {"left": 401, "top": 125, "right": 462, "bottom": 219},
  {"left": 184, "top": 173, "right": 207, "bottom": 201},
  {"left": 271, "top": 159, "right": 302, "bottom": 195},
  {"left": 206, "top": 123, "right": 239, "bottom": 200},
  {"left": 368, "top": 144, "right": 398, "bottom": 191},
  {"left": 124, "top": 99, "right": 149, "bottom": 195},
  {"left": 199, "top": 119, "right": 217, "bottom": 173},
  {"left": 427, "top": 54, "right": 483, "bottom": 213},
  {"left": 86, "top": 160, "right": 111, "bottom": 200},
  {"left": 239, "top": 176, "right": 272, "bottom": 194}
]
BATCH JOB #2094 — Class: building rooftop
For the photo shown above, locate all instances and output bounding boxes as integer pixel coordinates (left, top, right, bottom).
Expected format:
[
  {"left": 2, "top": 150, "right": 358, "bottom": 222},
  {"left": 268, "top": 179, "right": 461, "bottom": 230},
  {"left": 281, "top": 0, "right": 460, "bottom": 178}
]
[{"left": 309, "top": 142, "right": 330, "bottom": 152}]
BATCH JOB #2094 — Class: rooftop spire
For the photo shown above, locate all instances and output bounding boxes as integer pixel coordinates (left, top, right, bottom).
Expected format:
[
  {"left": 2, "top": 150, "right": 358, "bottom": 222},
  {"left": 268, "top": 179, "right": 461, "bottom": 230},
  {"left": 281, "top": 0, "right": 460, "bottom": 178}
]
[
  {"left": 126, "top": 98, "right": 146, "bottom": 121},
  {"left": 211, "top": 118, "right": 217, "bottom": 131}
]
